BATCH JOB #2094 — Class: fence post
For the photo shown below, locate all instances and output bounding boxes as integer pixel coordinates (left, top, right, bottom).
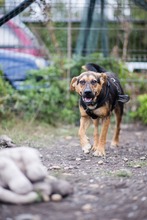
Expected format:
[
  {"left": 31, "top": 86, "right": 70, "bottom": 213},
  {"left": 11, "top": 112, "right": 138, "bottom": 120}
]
[{"left": 67, "top": 0, "right": 72, "bottom": 96}]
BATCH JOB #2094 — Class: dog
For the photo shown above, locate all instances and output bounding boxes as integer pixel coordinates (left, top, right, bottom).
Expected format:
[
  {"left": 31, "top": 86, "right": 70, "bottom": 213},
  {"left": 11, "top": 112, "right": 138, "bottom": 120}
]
[{"left": 70, "top": 63, "right": 130, "bottom": 157}]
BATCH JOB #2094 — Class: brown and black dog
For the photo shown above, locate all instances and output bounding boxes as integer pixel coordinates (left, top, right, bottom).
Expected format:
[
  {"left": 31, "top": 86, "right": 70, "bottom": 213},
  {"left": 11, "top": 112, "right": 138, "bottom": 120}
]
[{"left": 70, "top": 63, "right": 130, "bottom": 157}]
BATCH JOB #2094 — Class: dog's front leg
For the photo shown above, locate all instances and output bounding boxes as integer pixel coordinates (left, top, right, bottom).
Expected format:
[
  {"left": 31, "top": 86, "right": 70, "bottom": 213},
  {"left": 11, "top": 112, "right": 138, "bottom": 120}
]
[
  {"left": 92, "top": 118, "right": 99, "bottom": 151},
  {"left": 78, "top": 116, "right": 91, "bottom": 154},
  {"left": 93, "top": 117, "right": 110, "bottom": 157}
]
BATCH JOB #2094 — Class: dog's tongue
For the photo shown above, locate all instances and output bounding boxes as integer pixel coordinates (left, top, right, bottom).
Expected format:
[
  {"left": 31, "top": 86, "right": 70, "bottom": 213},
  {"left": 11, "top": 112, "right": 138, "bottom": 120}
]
[{"left": 84, "top": 97, "right": 92, "bottom": 102}]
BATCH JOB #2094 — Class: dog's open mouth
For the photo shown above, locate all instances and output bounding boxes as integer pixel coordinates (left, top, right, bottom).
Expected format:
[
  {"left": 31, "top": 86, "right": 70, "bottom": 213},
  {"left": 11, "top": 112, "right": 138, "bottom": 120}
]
[{"left": 82, "top": 97, "right": 93, "bottom": 103}]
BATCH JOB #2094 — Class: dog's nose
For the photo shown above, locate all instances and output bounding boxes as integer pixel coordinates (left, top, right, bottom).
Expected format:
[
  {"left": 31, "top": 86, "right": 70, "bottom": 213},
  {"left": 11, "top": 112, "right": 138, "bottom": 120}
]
[{"left": 84, "top": 89, "right": 93, "bottom": 96}]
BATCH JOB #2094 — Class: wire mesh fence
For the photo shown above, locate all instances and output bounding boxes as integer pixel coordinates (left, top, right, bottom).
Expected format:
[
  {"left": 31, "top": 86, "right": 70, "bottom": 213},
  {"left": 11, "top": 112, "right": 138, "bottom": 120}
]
[{"left": 0, "top": 2, "right": 147, "bottom": 59}]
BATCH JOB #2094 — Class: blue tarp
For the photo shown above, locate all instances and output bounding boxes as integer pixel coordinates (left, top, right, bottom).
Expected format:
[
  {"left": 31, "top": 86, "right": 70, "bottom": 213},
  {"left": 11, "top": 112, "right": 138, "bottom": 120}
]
[{"left": 0, "top": 50, "right": 39, "bottom": 89}]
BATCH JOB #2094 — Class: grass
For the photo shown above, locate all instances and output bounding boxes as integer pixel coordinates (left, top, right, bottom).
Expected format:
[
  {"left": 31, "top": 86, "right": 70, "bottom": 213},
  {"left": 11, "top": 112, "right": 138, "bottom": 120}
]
[
  {"left": 0, "top": 119, "right": 79, "bottom": 144},
  {"left": 0, "top": 117, "right": 119, "bottom": 148},
  {"left": 106, "top": 169, "right": 132, "bottom": 178},
  {"left": 0, "top": 118, "right": 118, "bottom": 149},
  {"left": 127, "top": 161, "right": 147, "bottom": 168}
]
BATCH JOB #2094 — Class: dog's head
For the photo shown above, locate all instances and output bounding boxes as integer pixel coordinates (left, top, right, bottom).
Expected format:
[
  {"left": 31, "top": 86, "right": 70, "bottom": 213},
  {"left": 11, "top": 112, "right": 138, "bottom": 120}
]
[{"left": 70, "top": 71, "right": 107, "bottom": 105}]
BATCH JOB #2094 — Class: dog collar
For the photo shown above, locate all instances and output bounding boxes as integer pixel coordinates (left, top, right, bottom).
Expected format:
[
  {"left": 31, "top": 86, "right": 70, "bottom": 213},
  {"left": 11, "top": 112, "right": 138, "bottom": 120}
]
[{"left": 80, "top": 82, "right": 110, "bottom": 119}]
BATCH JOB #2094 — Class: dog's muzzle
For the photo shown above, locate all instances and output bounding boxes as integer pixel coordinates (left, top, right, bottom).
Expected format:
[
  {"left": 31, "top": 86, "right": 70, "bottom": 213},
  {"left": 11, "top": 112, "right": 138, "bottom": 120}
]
[{"left": 82, "top": 88, "right": 95, "bottom": 104}]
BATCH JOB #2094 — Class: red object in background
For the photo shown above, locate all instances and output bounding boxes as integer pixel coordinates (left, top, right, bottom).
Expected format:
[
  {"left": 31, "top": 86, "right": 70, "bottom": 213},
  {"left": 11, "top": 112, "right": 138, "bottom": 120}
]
[{"left": 0, "top": 17, "right": 45, "bottom": 57}]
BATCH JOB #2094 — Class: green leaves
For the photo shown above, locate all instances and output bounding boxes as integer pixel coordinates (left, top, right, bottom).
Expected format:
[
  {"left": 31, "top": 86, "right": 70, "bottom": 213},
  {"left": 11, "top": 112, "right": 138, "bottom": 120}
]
[{"left": 131, "top": 94, "right": 147, "bottom": 125}]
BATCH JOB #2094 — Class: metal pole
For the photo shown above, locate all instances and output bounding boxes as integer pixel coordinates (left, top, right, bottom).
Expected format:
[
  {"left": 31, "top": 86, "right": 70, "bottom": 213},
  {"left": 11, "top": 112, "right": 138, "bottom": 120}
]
[{"left": 0, "top": 0, "right": 36, "bottom": 26}]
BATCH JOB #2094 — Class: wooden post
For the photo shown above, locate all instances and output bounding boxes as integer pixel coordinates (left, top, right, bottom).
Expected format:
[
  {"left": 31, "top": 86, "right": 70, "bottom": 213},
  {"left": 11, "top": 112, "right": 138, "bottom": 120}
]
[{"left": 67, "top": 0, "right": 72, "bottom": 96}]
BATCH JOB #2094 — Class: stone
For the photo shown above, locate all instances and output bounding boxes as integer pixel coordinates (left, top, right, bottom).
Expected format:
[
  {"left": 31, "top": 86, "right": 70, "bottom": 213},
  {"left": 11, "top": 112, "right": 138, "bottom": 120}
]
[
  {"left": 98, "top": 160, "right": 104, "bottom": 165},
  {"left": 123, "top": 157, "right": 128, "bottom": 162},
  {"left": 51, "top": 194, "right": 62, "bottom": 202},
  {"left": 140, "top": 156, "right": 146, "bottom": 160},
  {"left": 82, "top": 203, "right": 93, "bottom": 212},
  {"left": 49, "top": 165, "right": 61, "bottom": 170},
  {"left": 48, "top": 178, "right": 73, "bottom": 196},
  {"left": 0, "top": 135, "right": 16, "bottom": 148},
  {"left": 75, "top": 157, "right": 82, "bottom": 161}
]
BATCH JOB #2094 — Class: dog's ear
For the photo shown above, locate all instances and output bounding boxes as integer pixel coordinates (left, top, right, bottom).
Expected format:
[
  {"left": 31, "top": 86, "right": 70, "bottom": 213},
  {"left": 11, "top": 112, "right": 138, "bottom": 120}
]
[
  {"left": 70, "top": 77, "right": 78, "bottom": 91},
  {"left": 100, "top": 73, "right": 107, "bottom": 85}
]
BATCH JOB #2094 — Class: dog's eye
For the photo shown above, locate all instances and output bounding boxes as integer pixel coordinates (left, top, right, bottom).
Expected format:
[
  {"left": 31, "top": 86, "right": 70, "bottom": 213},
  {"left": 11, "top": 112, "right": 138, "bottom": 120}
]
[
  {"left": 91, "top": 80, "right": 97, "bottom": 85},
  {"left": 97, "top": 78, "right": 100, "bottom": 84},
  {"left": 79, "top": 80, "right": 86, "bottom": 85}
]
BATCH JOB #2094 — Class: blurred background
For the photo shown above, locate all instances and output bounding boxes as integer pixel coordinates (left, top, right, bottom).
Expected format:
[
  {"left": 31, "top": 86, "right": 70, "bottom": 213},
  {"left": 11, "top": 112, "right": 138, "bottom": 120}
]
[{"left": 0, "top": 0, "right": 147, "bottom": 127}]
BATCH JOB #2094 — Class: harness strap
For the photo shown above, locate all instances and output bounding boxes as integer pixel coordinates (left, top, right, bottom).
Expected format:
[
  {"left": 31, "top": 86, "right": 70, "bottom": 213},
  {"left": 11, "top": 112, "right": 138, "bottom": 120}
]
[{"left": 80, "top": 98, "right": 98, "bottom": 119}]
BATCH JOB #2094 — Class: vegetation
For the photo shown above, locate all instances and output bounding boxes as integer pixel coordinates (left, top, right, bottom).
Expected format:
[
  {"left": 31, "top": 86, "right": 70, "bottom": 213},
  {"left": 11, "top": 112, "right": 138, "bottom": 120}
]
[
  {"left": 0, "top": 61, "right": 78, "bottom": 125},
  {"left": 130, "top": 94, "right": 147, "bottom": 125},
  {"left": 112, "top": 169, "right": 132, "bottom": 178},
  {"left": 0, "top": 54, "right": 137, "bottom": 126},
  {"left": 0, "top": 0, "right": 4, "bottom": 5}
]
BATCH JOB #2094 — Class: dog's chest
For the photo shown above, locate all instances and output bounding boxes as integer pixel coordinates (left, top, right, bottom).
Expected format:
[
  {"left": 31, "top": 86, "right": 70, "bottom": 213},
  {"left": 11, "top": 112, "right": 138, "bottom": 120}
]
[
  {"left": 91, "top": 104, "right": 110, "bottom": 118},
  {"left": 80, "top": 102, "right": 110, "bottom": 118}
]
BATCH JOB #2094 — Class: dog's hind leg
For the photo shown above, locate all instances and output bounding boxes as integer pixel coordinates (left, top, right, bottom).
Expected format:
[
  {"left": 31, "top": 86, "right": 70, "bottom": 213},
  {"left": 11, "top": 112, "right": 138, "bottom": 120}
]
[
  {"left": 111, "top": 104, "right": 123, "bottom": 148},
  {"left": 78, "top": 116, "right": 91, "bottom": 154}
]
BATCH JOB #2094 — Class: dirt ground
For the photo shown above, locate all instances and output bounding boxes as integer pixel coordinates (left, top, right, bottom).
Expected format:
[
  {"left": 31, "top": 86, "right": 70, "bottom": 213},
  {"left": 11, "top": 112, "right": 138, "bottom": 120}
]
[{"left": 0, "top": 122, "right": 147, "bottom": 220}]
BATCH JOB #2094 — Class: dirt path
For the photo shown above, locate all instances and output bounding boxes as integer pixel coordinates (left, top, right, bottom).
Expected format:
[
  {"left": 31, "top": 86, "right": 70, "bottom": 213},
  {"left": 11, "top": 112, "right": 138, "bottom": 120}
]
[{"left": 0, "top": 124, "right": 147, "bottom": 220}]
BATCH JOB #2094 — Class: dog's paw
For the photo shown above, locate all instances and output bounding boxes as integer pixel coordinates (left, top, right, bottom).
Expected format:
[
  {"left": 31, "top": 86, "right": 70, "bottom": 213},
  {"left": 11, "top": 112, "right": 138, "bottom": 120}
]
[
  {"left": 91, "top": 145, "right": 97, "bottom": 151},
  {"left": 93, "top": 148, "right": 106, "bottom": 157},
  {"left": 110, "top": 141, "right": 119, "bottom": 148},
  {"left": 82, "top": 144, "right": 91, "bottom": 154}
]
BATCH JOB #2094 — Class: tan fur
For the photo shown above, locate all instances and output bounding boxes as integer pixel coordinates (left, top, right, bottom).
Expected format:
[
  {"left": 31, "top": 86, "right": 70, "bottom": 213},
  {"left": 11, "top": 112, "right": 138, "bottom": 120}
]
[{"left": 70, "top": 70, "right": 123, "bottom": 157}]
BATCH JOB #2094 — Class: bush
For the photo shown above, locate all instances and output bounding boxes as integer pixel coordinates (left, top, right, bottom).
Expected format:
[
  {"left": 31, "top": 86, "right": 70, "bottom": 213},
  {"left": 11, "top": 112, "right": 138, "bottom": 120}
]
[
  {"left": 130, "top": 94, "right": 147, "bottom": 125},
  {"left": 0, "top": 70, "right": 15, "bottom": 118},
  {"left": 0, "top": 60, "right": 79, "bottom": 125}
]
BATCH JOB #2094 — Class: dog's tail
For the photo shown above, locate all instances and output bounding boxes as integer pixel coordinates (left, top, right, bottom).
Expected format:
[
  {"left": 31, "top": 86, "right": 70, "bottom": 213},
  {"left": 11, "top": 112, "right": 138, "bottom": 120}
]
[{"left": 82, "top": 63, "right": 106, "bottom": 73}]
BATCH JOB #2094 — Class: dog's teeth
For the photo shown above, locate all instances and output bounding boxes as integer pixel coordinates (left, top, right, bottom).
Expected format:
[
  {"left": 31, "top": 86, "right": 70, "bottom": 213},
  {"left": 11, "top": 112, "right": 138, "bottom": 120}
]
[{"left": 84, "top": 98, "right": 92, "bottom": 102}]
